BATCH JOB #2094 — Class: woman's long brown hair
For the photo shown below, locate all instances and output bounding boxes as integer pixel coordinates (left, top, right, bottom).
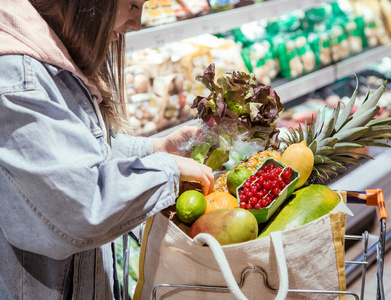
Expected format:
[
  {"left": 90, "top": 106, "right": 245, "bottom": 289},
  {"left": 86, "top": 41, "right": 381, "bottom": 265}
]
[{"left": 29, "top": 0, "right": 129, "bottom": 133}]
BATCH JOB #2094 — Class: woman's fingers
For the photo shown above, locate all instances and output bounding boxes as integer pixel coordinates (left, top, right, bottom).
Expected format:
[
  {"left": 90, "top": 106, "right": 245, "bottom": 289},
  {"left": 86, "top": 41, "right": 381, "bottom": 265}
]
[
  {"left": 196, "top": 164, "right": 214, "bottom": 195},
  {"left": 173, "top": 155, "right": 214, "bottom": 196}
]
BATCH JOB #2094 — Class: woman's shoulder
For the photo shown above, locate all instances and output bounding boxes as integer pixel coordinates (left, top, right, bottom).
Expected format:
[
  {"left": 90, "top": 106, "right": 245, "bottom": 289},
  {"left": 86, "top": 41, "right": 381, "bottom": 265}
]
[{"left": 0, "top": 54, "right": 53, "bottom": 95}]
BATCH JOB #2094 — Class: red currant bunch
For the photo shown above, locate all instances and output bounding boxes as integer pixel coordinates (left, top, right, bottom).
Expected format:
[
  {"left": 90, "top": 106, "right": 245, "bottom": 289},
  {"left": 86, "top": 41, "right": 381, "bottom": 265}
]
[{"left": 238, "top": 164, "right": 292, "bottom": 210}]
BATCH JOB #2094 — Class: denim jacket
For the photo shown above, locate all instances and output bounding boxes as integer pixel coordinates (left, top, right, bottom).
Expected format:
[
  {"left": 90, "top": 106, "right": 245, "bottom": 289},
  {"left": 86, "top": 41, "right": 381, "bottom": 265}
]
[{"left": 0, "top": 54, "right": 180, "bottom": 299}]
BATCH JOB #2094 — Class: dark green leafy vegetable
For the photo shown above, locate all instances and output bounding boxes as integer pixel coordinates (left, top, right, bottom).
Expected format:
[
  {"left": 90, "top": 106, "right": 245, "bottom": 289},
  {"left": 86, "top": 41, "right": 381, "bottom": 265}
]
[{"left": 190, "top": 64, "right": 284, "bottom": 171}]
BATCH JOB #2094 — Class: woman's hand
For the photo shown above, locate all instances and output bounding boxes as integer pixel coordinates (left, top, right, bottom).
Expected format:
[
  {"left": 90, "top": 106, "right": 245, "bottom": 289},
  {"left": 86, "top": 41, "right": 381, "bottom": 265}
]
[
  {"left": 153, "top": 126, "right": 201, "bottom": 156},
  {"left": 172, "top": 155, "right": 214, "bottom": 195}
]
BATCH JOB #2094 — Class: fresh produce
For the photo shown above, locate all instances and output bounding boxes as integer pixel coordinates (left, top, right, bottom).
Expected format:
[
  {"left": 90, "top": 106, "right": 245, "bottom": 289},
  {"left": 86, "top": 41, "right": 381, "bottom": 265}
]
[
  {"left": 279, "top": 140, "right": 314, "bottom": 189},
  {"left": 258, "top": 184, "right": 341, "bottom": 238},
  {"left": 190, "top": 63, "right": 284, "bottom": 171},
  {"left": 282, "top": 79, "right": 391, "bottom": 184},
  {"left": 176, "top": 66, "right": 391, "bottom": 248},
  {"left": 189, "top": 208, "right": 258, "bottom": 245},
  {"left": 176, "top": 190, "right": 207, "bottom": 224},
  {"left": 238, "top": 163, "right": 294, "bottom": 210},
  {"left": 226, "top": 168, "right": 252, "bottom": 196},
  {"left": 204, "top": 191, "right": 238, "bottom": 214},
  {"left": 214, "top": 150, "right": 282, "bottom": 192}
]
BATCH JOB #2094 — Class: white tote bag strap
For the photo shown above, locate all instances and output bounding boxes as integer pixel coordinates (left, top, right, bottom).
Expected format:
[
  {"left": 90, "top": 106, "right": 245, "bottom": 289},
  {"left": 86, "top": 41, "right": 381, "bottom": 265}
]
[{"left": 193, "top": 231, "right": 288, "bottom": 300}]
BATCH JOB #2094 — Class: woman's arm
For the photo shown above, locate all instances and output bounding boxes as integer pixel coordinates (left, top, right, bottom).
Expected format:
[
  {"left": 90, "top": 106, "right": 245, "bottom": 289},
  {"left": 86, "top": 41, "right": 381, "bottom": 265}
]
[{"left": 0, "top": 88, "right": 181, "bottom": 259}]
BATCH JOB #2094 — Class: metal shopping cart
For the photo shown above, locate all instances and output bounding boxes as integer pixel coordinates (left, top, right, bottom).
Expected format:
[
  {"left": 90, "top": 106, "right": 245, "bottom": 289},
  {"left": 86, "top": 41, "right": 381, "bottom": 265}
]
[{"left": 148, "top": 189, "right": 389, "bottom": 300}]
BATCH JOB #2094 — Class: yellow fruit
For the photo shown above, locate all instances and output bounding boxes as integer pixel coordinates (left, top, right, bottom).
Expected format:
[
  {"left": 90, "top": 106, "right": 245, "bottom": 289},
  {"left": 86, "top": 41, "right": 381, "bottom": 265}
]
[
  {"left": 213, "top": 150, "right": 281, "bottom": 193},
  {"left": 226, "top": 168, "right": 252, "bottom": 196},
  {"left": 205, "top": 191, "right": 238, "bottom": 214},
  {"left": 280, "top": 140, "right": 314, "bottom": 189},
  {"left": 176, "top": 190, "right": 207, "bottom": 224}
]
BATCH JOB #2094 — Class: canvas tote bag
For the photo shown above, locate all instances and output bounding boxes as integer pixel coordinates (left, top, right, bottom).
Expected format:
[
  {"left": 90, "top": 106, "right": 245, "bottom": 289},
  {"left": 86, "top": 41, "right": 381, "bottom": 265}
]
[{"left": 134, "top": 193, "right": 347, "bottom": 300}]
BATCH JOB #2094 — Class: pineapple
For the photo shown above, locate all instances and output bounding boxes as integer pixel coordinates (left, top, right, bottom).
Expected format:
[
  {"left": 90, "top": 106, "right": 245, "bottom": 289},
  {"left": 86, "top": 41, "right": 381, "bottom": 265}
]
[
  {"left": 214, "top": 80, "right": 391, "bottom": 192},
  {"left": 282, "top": 79, "right": 391, "bottom": 184},
  {"left": 213, "top": 150, "right": 281, "bottom": 192}
]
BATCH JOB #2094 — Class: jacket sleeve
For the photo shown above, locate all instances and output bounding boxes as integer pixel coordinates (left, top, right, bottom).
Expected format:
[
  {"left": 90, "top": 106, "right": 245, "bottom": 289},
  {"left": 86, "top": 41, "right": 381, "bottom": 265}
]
[
  {"left": 110, "top": 133, "right": 155, "bottom": 159},
  {"left": 0, "top": 89, "right": 179, "bottom": 260}
]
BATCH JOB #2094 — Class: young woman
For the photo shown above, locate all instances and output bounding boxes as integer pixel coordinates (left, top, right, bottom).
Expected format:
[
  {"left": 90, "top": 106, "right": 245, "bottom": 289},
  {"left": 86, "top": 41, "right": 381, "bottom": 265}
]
[{"left": 0, "top": 0, "right": 213, "bottom": 299}]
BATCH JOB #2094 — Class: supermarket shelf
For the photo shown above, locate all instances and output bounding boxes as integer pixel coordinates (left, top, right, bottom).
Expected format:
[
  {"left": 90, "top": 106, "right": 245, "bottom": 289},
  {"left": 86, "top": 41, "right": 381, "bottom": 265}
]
[
  {"left": 274, "top": 44, "right": 391, "bottom": 104},
  {"left": 150, "top": 44, "right": 391, "bottom": 138},
  {"left": 336, "top": 44, "right": 391, "bottom": 80},
  {"left": 125, "top": 0, "right": 329, "bottom": 52},
  {"left": 272, "top": 65, "right": 336, "bottom": 104}
]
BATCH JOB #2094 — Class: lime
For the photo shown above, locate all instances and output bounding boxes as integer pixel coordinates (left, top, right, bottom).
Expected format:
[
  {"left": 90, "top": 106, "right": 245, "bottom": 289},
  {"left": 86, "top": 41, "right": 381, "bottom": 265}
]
[
  {"left": 227, "top": 168, "right": 252, "bottom": 196},
  {"left": 176, "top": 190, "right": 207, "bottom": 224}
]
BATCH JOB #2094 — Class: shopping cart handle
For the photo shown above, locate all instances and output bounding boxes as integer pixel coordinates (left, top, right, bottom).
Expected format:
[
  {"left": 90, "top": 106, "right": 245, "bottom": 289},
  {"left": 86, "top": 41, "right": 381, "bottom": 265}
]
[{"left": 345, "top": 189, "right": 388, "bottom": 221}]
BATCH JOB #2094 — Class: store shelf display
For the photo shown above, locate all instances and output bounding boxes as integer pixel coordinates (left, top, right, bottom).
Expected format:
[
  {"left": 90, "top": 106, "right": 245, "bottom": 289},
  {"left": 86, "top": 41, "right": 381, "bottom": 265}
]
[{"left": 126, "top": 0, "right": 391, "bottom": 137}]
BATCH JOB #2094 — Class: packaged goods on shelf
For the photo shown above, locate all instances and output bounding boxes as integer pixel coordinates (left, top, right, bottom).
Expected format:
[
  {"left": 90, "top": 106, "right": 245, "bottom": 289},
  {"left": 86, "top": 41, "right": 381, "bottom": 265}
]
[
  {"left": 307, "top": 31, "right": 332, "bottom": 67},
  {"left": 276, "top": 35, "right": 304, "bottom": 78},
  {"left": 234, "top": 0, "right": 259, "bottom": 8},
  {"left": 230, "top": 21, "right": 267, "bottom": 48},
  {"left": 208, "top": 0, "right": 240, "bottom": 11},
  {"left": 172, "top": 0, "right": 210, "bottom": 20},
  {"left": 379, "top": 0, "right": 391, "bottom": 35},
  {"left": 142, "top": 0, "right": 177, "bottom": 27},
  {"left": 125, "top": 48, "right": 193, "bottom": 136},
  {"left": 294, "top": 33, "right": 316, "bottom": 73},
  {"left": 228, "top": 23, "right": 279, "bottom": 84},
  {"left": 166, "top": 40, "right": 213, "bottom": 98},
  {"left": 182, "top": 34, "right": 248, "bottom": 78},
  {"left": 344, "top": 16, "right": 365, "bottom": 54},
  {"left": 208, "top": 0, "right": 257, "bottom": 11},
  {"left": 348, "top": 0, "right": 391, "bottom": 47},
  {"left": 241, "top": 41, "right": 279, "bottom": 85},
  {"left": 328, "top": 24, "right": 350, "bottom": 62},
  {"left": 125, "top": 34, "right": 250, "bottom": 135}
]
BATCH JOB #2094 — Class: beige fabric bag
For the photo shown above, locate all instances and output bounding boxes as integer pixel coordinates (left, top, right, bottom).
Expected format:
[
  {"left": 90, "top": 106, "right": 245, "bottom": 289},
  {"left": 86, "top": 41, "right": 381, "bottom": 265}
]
[{"left": 134, "top": 199, "right": 346, "bottom": 300}]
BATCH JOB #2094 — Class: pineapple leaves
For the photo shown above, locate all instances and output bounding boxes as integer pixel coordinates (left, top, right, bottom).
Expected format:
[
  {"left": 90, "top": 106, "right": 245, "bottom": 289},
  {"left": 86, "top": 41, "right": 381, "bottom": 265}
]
[
  {"left": 306, "top": 119, "right": 313, "bottom": 145},
  {"left": 309, "top": 140, "right": 317, "bottom": 154},
  {"left": 332, "top": 126, "right": 369, "bottom": 142},
  {"left": 314, "top": 154, "right": 345, "bottom": 169},
  {"left": 314, "top": 116, "right": 335, "bottom": 143},
  {"left": 297, "top": 124, "right": 305, "bottom": 142},
  {"left": 341, "top": 106, "right": 380, "bottom": 131},
  {"left": 330, "top": 152, "right": 373, "bottom": 160},
  {"left": 335, "top": 78, "right": 358, "bottom": 131},
  {"left": 355, "top": 140, "right": 391, "bottom": 147},
  {"left": 317, "top": 137, "right": 338, "bottom": 148},
  {"left": 366, "top": 116, "right": 391, "bottom": 126},
  {"left": 354, "top": 80, "right": 387, "bottom": 117},
  {"left": 331, "top": 155, "right": 362, "bottom": 165},
  {"left": 359, "top": 125, "right": 391, "bottom": 139},
  {"left": 332, "top": 142, "right": 362, "bottom": 154},
  {"left": 316, "top": 145, "right": 335, "bottom": 155},
  {"left": 314, "top": 154, "right": 332, "bottom": 164},
  {"left": 315, "top": 106, "right": 326, "bottom": 138}
]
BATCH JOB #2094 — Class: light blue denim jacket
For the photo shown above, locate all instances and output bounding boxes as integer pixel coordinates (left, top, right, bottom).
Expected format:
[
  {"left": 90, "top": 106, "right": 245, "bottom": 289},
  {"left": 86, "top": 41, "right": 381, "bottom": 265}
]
[{"left": 0, "top": 54, "right": 180, "bottom": 299}]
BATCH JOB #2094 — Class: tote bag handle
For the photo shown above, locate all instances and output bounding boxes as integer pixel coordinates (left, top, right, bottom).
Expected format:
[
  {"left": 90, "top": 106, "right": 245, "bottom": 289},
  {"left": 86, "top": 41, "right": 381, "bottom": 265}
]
[{"left": 193, "top": 232, "right": 288, "bottom": 300}]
